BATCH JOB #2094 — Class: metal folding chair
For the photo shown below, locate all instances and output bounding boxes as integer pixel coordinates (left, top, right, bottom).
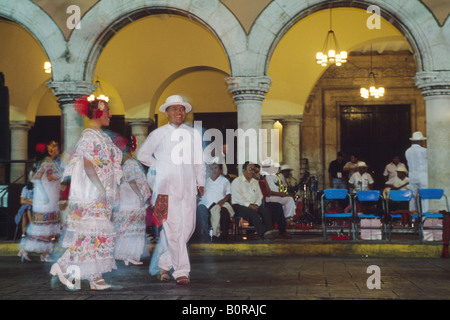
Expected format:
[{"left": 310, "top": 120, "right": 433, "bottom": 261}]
[
  {"left": 321, "top": 189, "right": 355, "bottom": 241},
  {"left": 416, "top": 189, "right": 449, "bottom": 243},
  {"left": 385, "top": 189, "right": 418, "bottom": 241},
  {"left": 354, "top": 190, "right": 386, "bottom": 241}
]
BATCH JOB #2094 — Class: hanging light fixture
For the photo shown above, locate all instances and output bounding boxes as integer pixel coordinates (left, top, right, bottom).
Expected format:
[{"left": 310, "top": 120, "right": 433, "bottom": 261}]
[
  {"left": 360, "top": 45, "right": 385, "bottom": 99},
  {"left": 88, "top": 80, "right": 109, "bottom": 102},
  {"left": 316, "top": 8, "right": 347, "bottom": 67}
]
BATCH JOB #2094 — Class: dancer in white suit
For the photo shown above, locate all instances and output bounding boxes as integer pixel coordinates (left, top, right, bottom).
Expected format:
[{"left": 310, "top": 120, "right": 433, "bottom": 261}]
[{"left": 137, "top": 95, "right": 205, "bottom": 285}]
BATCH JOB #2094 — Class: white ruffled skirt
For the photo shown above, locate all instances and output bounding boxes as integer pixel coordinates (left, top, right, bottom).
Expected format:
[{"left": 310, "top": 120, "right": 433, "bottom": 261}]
[
  {"left": 57, "top": 201, "right": 116, "bottom": 281},
  {"left": 112, "top": 207, "right": 146, "bottom": 261},
  {"left": 20, "top": 211, "right": 60, "bottom": 254}
]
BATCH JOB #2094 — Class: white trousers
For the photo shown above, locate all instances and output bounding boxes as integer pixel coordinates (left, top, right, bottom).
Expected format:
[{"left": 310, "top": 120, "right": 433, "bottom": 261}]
[
  {"left": 265, "top": 195, "right": 296, "bottom": 218},
  {"left": 156, "top": 194, "right": 197, "bottom": 279},
  {"left": 409, "top": 174, "right": 428, "bottom": 213}
]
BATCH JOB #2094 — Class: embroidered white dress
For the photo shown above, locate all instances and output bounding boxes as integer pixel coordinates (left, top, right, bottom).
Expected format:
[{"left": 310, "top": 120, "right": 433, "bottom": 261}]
[
  {"left": 57, "top": 129, "right": 122, "bottom": 280},
  {"left": 112, "top": 158, "right": 151, "bottom": 261},
  {"left": 20, "top": 158, "right": 61, "bottom": 254}
]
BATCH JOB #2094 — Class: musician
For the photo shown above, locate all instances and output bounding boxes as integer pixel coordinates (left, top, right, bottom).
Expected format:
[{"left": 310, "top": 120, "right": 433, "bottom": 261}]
[
  {"left": 384, "top": 166, "right": 410, "bottom": 211},
  {"left": 264, "top": 165, "right": 296, "bottom": 219},
  {"left": 385, "top": 166, "right": 409, "bottom": 191},
  {"left": 348, "top": 161, "right": 374, "bottom": 193}
]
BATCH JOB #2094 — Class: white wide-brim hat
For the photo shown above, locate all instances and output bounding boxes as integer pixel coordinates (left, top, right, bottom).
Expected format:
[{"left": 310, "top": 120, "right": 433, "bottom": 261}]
[
  {"left": 280, "top": 164, "right": 293, "bottom": 171},
  {"left": 159, "top": 95, "right": 192, "bottom": 113},
  {"left": 357, "top": 161, "right": 368, "bottom": 167},
  {"left": 409, "top": 131, "right": 426, "bottom": 141}
]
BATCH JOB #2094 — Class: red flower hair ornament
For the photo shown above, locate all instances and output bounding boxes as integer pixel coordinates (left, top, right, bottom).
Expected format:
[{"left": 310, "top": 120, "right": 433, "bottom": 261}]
[
  {"left": 36, "top": 143, "right": 46, "bottom": 154},
  {"left": 74, "top": 95, "right": 89, "bottom": 117}
]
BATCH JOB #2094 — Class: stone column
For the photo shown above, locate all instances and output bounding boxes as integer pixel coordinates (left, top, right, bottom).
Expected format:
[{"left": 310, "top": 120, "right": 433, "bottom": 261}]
[
  {"left": 261, "top": 116, "right": 278, "bottom": 163},
  {"left": 226, "top": 76, "right": 271, "bottom": 169},
  {"left": 47, "top": 81, "right": 97, "bottom": 153},
  {"left": 280, "top": 117, "right": 303, "bottom": 182},
  {"left": 127, "top": 118, "right": 153, "bottom": 152},
  {"left": 414, "top": 71, "right": 450, "bottom": 201},
  {"left": 9, "top": 120, "right": 33, "bottom": 183}
]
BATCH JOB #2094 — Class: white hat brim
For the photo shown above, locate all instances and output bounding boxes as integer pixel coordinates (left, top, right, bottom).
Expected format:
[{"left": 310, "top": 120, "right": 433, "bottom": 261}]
[
  {"left": 409, "top": 137, "right": 426, "bottom": 141},
  {"left": 159, "top": 102, "right": 192, "bottom": 113}
]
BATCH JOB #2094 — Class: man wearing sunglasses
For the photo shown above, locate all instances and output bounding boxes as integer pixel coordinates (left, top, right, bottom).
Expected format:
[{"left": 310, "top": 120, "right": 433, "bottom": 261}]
[{"left": 231, "top": 161, "right": 279, "bottom": 240}]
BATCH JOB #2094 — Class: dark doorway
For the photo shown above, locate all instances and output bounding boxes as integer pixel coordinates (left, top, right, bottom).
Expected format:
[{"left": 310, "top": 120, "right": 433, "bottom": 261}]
[
  {"left": 340, "top": 104, "right": 411, "bottom": 190},
  {"left": 28, "top": 116, "right": 61, "bottom": 159},
  {"left": 194, "top": 112, "right": 238, "bottom": 175}
]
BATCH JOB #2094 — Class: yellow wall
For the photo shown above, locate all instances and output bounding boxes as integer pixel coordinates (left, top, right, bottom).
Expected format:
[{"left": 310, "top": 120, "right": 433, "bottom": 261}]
[
  {"left": 95, "top": 14, "right": 231, "bottom": 120},
  {"left": 265, "top": 8, "right": 410, "bottom": 115},
  {"left": 0, "top": 21, "right": 50, "bottom": 121}
]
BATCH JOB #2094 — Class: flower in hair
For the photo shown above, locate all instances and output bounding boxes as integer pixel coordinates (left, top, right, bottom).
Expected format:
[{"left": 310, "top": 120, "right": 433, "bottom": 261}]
[
  {"left": 74, "top": 96, "right": 89, "bottom": 117},
  {"left": 36, "top": 143, "right": 46, "bottom": 154}
]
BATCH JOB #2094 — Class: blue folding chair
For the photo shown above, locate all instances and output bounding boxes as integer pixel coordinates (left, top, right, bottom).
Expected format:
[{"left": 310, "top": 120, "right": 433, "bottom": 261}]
[
  {"left": 385, "top": 189, "right": 418, "bottom": 241},
  {"left": 416, "top": 189, "right": 449, "bottom": 243},
  {"left": 354, "top": 190, "right": 386, "bottom": 241},
  {"left": 321, "top": 189, "right": 355, "bottom": 241}
]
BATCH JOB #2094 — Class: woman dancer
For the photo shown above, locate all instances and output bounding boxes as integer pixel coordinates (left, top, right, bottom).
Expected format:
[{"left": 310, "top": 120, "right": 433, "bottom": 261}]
[
  {"left": 113, "top": 135, "right": 151, "bottom": 266},
  {"left": 19, "top": 141, "right": 61, "bottom": 262},
  {"left": 50, "top": 98, "right": 122, "bottom": 290}
]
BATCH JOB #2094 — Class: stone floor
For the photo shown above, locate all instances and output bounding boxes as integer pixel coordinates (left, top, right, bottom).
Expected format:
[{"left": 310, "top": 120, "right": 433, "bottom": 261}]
[{"left": 1, "top": 253, "right": 450, "bottom": 302}]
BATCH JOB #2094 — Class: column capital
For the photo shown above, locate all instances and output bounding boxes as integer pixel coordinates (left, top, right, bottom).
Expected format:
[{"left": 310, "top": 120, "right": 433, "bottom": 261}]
[
  {"left": 9, "top": 120, "right": 34, "bottom": 131},
  {"left": 46, "top": 80, "right": 98, "bottom": 104},
  {"left": 226, "top": 76, "right": 272, "bottom": 102},
  {"left": 127, "top": 117, "right": 154, "bottom": 127},
  {"left": 413, "top": 71, "right": 450, "bottom": 97},
  {"left": 279, "top": 115, "right": 303, "bottom": 125}
]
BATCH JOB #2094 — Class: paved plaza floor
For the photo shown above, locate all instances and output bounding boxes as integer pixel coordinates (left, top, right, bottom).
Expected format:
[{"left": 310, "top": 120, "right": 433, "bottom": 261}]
[{"left": 1, "top": 252, "right": 450, "bottom": 301}]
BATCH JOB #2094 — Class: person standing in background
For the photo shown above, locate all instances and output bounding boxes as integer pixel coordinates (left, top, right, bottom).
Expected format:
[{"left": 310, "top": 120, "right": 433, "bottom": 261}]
[{"left": 405, "top": 131, "right": 428, "bottom": 212}]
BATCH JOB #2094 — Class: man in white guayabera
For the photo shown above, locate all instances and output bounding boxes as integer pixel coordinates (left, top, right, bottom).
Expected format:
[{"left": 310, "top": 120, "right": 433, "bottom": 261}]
[{"left": 137, "top": 95, "right": 205, "bottom": 285}]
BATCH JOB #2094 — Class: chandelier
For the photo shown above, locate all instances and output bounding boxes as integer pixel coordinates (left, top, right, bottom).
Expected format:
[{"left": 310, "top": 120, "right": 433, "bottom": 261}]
[
  {"left": 88, "top": 80, "right": 109, "bottom": 102},
  {"left": 360, "top": 46, "right": 385, "bottom": 99},
  {"left": 316, "top": 8, "right": 347, "bottom": 67}
]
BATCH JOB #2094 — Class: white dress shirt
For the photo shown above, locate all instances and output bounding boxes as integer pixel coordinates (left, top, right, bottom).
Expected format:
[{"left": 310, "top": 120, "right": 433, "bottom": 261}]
[
  {"left": 199, "top": 174, "right": 231, "bottom": 208},
  {"left": 231, "top": 176, "right": 263, "bottom": 207}
]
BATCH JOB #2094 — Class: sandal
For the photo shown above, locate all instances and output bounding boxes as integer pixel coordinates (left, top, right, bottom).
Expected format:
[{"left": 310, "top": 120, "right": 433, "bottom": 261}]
[
  {"left": 159, "top": 269, "right": 170, "bottom": 282},
  {"left": 176, "top": 276, "right": 190, "bottom": 285}
]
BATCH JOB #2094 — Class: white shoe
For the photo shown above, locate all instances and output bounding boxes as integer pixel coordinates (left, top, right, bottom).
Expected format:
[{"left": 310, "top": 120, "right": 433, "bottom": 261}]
[
  {"left": 50, "top": 263, "right": 75, "bottom": 290},
  {"left": 89, "top": 278, "right": 111, "bottom": 290},
  {"left": 40, "top": 254, "right": 54, "bottom": 262},
  {"left": 18, "top": 249, "right": 31, "bottom": 262},
  {"left": 125, "top": 258, "right": 143, "bottom": 266}
]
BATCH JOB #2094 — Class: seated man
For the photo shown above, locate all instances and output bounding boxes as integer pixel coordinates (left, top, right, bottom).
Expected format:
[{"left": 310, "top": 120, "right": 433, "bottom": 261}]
[
  {"left": 231, "top": 162, "right": 279, "bottom": 240},
  {"left": 253, "top": 164, "right": 291, "bottom": 239},
  {"left": 196, "top": 163, "right": 234, "bottom": 242},
  {"left": 348, "top": 161, "right": 374, "bottom": 193},
  {"left": 264, "top": 165, "right": 296, "bottom": 219},
  {"left": 384, "top": 166, "right": 410, "bottom": 211}
]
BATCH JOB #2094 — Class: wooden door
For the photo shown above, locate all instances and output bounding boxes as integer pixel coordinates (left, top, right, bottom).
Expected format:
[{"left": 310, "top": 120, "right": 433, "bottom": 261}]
[{"left": 340, "top": 105, "right": 411, "bottom": 189}]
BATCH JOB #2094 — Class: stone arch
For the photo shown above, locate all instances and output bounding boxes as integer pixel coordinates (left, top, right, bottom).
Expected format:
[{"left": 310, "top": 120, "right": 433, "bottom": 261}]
[
  {"left": 247, "top": 0, "right": 440, "bottom": 76},
  {"left": 0, "top": 0, "right": 67, "bottom": 78},
  {"left": 66, "top": 0, "right": 246, "bottom": 83},
  {"left": 149, "top": 66, "right": 230, "bottom": 118}
]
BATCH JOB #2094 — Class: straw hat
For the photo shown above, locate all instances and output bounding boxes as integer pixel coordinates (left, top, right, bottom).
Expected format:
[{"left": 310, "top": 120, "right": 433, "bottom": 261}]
[
  {"left": 159, "top": 95, "right": 192, "bottom": 113},
  {"left": 280, "top": 164, "right": 293, "bottom": 171},
  {"left": 357, "top": 161, "right": 368, "bottom": 167},
  {"left": 409, "top": 131, "right": 426, "bottom": 141},
  {"left": 397, "top": 166, "right": 408, "bottom": 173}
]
